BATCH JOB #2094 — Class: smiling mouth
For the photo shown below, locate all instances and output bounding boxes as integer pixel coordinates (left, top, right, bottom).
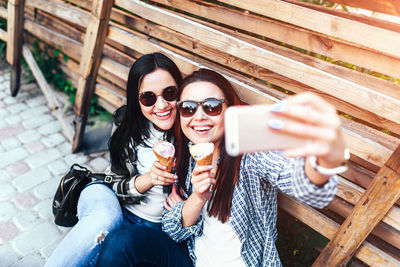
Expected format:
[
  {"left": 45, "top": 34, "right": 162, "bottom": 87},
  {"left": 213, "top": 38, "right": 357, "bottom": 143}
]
[
  {"left": 192, "top": 126, "right": 212, "bottom": 132},
  {"left": 155, "top": 110, "right": 172, "bottom": 117}
]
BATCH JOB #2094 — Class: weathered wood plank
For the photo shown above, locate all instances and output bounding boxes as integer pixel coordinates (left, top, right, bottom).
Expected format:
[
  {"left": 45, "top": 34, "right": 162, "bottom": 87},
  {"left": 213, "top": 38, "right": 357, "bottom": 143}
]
[
  {"left": 0, "top": 6, "right": 7, "bottom": 19},
  {"left": 26, "top": 0, "right": 89, "bottom": 28},
  {"left": 217, "top": 0, "right": 400, "bottom": 58},
  {"left": 327, "top": 197, "right": 400, "bottom": 251},
  {"left": 313, "top": 145, "right": 400, "bottom": 266},
  {"left": 148, "top": 0, "right": 400, "bottom": 79},
  {"left": 279, "top": 194, "right": 400, "bottom": 267},
  {"left": 283, "top": 0, "right": 400, "bottom": 33},
  {"left": 7, "top": 0, "right": 25, "bottom": 96},
  {"left": 24, "top": 19, "right": 82, "bottom": 61},
  {"left": 116, "top": 0, "right": 400, "bottom": 126},
  {"left": 336, "top": 177, "right": 400, "bottom": 232},
  {"left": 0, "top": 28, "right": 6, "bottom": 42},
  {"left": 329, "top": 0, "right": 400, "bottom": 16},
  {"left": 22, "top": 45, "right": 74, "bottom": 142},
  {"left": 72, "top": 0, "right": 113, "bottom": 152}
]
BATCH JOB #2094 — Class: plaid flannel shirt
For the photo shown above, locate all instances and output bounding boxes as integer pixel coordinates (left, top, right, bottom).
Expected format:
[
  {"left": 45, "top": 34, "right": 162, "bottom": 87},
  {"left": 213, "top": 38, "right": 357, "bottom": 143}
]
[{"left": 162, "top": 151, "right": 338, "bottom": 267}]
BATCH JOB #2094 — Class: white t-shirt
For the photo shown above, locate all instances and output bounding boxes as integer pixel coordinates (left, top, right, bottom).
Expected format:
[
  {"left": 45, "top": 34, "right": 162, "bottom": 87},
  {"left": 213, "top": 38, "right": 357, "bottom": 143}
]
[
  {"left": 194, "top": 205, "right": 246, "bottom": 267},
  {"left": 125, "top": 123, "right": 169, "bottom": 223}
]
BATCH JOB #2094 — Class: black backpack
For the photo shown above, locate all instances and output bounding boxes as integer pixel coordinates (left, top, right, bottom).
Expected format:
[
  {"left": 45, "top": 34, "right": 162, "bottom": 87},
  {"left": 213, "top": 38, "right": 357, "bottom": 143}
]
[{"left": 52, "top": 164, "right": 123, "bottom": 227}]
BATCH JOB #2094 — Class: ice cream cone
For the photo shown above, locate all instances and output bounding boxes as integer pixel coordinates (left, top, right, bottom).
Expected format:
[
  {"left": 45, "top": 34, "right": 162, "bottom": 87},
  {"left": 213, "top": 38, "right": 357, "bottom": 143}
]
[
  {"left": 152, "top": 140, "right": 175, "bottom": 172},
  {"left": 189, "top": 142, "right": 214, "bottom": 166}
]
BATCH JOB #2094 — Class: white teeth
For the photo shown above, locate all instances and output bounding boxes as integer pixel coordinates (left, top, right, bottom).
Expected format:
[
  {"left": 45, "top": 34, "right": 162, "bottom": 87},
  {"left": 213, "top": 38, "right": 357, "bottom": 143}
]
[
  {"left": 156, "top": 110, "right": 171, "bottom": 116},
  {"left": 193, "top": 126, "right": 212, "bottom": 131}
]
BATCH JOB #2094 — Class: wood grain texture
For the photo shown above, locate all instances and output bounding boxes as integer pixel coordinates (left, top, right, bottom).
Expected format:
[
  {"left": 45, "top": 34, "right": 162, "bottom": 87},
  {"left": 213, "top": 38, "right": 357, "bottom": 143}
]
[
  {"left": 218, "top": 0, "right": 400, "bottom": 58},
  {"left": 116, "top": 0, "right": 400, "bottom": 126},
  {"left": 149, "top": 0, "right": 400, "bottom": 79},
  {"left": 313, "top": 145, "right": 400, "bottom": 266},
  {"left": 329, "top": 0, "right": 400, "bottom": 16},
  {"left": 73, "top": 0, "right": 113, "bottom": 151},
  {"left": 279, "top": 194, "right": 400, "bottom": 267},
  {"left": 22, "top": 45, "right": 74, "bottom": 142},
  {"left": 26, "top": 0, "right": 89, "bottom": 28}
]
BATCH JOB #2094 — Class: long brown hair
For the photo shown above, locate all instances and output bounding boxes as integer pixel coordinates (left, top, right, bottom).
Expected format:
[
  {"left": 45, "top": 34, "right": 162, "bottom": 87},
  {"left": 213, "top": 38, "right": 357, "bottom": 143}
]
[{"left": 175, "top": 69, "right": 242, "bottom": 223}]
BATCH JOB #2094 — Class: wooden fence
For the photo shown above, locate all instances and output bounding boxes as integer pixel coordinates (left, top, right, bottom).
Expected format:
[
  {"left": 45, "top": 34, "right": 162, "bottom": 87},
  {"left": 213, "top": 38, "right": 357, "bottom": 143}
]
[{"left": 3, "top": 0, "right": 400, "bottom": 266}]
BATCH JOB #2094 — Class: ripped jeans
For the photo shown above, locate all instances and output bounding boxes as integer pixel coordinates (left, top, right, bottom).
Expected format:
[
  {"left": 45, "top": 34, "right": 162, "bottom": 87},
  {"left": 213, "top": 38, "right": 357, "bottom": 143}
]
[{"left": 45, "top": 182, "right": 160, "bottom": 267}]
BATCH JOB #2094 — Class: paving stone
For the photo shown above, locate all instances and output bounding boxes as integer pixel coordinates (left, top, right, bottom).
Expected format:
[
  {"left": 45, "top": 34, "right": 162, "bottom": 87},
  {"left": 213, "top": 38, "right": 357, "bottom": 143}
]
[
  {"left": 7, "top": 161, "right": 30, "bottom": 177},
  {"left": 42, "top": 133, "right": 66, "bottom": 148},
  {"left": 3, "top": 118, "right": 23, "bottom": 132},
  {"left": 1, "top": 137, "right": 21, "bottom": 150},
  {"left": 12, "top": 252, "right": 46, "bottom": 267},
  {"left": 0, "top": 144, "right": 4, "bottom": 152},
  {"left": 0, "top": 120, "right": 7, "bottom": 130},
  {"left": 38, "top": 121, "right": 62, "bottom": 136},
  {"left": 0, "top": 244, "right": 21, "bottom": 266},
  {"left": 13, "top": 192, "right": 39, "bottom": 211},
  {"left": 0, "top": 107, "right": 9, "bottom": 118},
  {"left": 12, "top": 222, "right": 61, "bottom": 256},
  {"left": 89, "top": 157, "right": 109, "bottom": 172},
  {"left": 0, "top": 183, "right": 17, "bottom": 201},
  {"left": 22, "top": 114, "right": 53, "bottom": 130},
  {"left": 26, "top": 95, "right": 47, "bottom": 108},
  {"left": 25, "top": 149, "right": 62, "bottom": 169},
  {"left": 7, "top": 103, "right": 28, "bottom": 114},
  {"left": 20, "top": 106, "right": 49, "bottom": 120},
  {"left": 0, "top": 91, "right": 6, "bottom": 99},
  {"left": 17, "top": 130, "right": 41, "bottom": 144},
  {"left": 13, "top": 210, "right": 42, "bottom": 232},
  {"left": 34, "top": 199, "right": 53, "bottom": 220},
  {"left": 0, "top": 201, "right": 19, "bottom": 221},
  {"left": 0, "top": 124, "right": 25, "bottom": 141},
  {"left": 47, "top": 160, "right": 68, "bottom": 175},
  {"left": 40, "top": 238, "right": 63, "bottom": 258},
  {"left": 0, "top": 147, "right": 29, "bottom": 169},
  {"left": 3, "top": 96, "right": 17, "bottom": 105},
  {"left": 0, "top": 221, "right": 20, "bottom": 242},
  {"left": 64, "top": 153, "right": 88, "bottom": 166},
  {"left": 12, "top": 168, "right": 52, "bottom": 192},
  {"left": 56, "top": 142, "right": 72, "bottom": 155},
  {"left": 25, "top": 141, "right": 45, "bottom": 154},
  {"left": 0, "top": 99, "right": 4, "bottom": 107},
  {"left": 0, "top": 170, "right": 11, "bottom": 183},
  {"left": 33, "top": 177, "right": 59, "bottom": 200}
]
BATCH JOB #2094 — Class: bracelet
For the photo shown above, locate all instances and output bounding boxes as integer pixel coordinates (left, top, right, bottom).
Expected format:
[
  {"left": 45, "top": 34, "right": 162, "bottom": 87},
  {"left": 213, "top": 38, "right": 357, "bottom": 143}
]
[{"left": 308, "top": 148, "right": 350, "bottom": 176}]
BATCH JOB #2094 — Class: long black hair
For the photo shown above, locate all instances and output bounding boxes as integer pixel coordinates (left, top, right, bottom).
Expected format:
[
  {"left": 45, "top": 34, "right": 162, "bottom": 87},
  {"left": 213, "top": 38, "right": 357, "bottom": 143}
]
[
  {"left": 175, "top": 69, "right": 242, "bottom": 223},
  {"left": 109, "top": 53, "right": 182, "bottom": 176}
]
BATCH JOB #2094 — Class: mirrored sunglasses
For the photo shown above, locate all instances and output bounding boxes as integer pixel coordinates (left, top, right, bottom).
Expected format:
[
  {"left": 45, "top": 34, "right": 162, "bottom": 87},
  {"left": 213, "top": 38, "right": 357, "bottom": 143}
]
[{"left": 178, "top": 98, "right": 225, "bottom": 117}]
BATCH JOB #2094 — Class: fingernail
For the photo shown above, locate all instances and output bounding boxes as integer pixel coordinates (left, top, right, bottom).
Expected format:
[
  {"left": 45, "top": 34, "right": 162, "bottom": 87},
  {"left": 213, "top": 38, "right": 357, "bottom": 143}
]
[
  {"left": 271, "top": 100, "right": 286, "bottom": 113},
  {"left": 208, "top": 165, "right": 214, "bottom": 169},
  {"left": 162, "top": 166, "right": 167, "bottom": 170},
  {"left": 269, "top": 119, "right": 284, "bottom": 130},
  {"left": 174, "top": 175, "right": 178, "bottom": 179}
]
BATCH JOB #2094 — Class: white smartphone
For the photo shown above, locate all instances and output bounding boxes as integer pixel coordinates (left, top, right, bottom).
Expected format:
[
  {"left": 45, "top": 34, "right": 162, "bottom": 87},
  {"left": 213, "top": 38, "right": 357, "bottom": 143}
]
[{"left": 224, "top": 105, "right": 307, "bottom": 156}]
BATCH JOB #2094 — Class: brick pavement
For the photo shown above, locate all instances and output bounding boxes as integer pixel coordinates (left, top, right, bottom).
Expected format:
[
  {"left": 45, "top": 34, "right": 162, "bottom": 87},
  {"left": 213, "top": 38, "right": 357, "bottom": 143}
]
[{"left": 0, "top": 65, "right": 110, "bottom": 267}]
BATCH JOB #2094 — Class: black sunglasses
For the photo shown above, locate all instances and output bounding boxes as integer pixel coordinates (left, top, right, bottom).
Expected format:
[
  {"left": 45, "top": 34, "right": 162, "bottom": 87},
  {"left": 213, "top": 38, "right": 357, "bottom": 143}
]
[
  {"left": 178, "top": 98, "right": 225, "bottom": 117},
  {"left": 139, "top": 86, "right": 179, "bottom": 107}
]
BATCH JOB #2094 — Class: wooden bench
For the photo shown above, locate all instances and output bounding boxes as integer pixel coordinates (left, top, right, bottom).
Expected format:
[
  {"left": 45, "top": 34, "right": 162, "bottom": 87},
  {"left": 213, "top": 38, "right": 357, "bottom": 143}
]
[{"left": 4, "top": 0, "right": 400, "bottom": 265}]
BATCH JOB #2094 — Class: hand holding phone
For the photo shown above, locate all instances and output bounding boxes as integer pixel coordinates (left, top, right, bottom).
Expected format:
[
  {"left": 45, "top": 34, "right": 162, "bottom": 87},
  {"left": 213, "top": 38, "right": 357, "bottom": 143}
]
[{"left": 224, "top": 105, "right": 307, "bottom": 156}]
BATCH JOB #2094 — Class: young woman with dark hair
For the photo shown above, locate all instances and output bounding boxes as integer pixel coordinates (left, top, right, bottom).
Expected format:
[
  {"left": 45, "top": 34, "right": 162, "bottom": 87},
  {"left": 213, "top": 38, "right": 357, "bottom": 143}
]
[
  {"left": 96, "top": 68, "right": 346, "bottom": 267},
  {"left": 45, "top": 53, "right": 184, "bottom": 267}
]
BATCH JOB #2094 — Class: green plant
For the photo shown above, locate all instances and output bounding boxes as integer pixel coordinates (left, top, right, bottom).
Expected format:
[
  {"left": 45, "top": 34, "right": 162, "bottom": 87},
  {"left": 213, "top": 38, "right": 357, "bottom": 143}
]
[{"left": 24, "top": 40, "right": 111, "bottom": 120}]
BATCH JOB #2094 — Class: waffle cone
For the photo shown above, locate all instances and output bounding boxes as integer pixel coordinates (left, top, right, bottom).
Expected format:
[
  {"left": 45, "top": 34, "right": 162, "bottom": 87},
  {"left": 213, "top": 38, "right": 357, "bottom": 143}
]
[
  {"left": 154, "top": 152, "right": 174, "bottom": 172},
  {"left": 193, "top": 153, "right": 213, "bottom": 166}
]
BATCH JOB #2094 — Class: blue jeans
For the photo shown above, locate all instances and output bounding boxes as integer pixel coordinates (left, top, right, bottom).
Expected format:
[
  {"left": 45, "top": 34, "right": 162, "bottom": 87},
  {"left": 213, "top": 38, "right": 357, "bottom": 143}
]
[
  {"left": 96, "top": 224, "right": 193, "bottom": 267},
  {"left": 45, "top": 182, "right": 161, "bottom": 267}
]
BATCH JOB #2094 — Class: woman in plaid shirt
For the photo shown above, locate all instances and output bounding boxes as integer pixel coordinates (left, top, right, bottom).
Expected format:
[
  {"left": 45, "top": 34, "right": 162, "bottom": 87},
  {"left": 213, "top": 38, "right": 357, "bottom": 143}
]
[{"left": 96, "top": 69, "right": 346, "bottom": 267}]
